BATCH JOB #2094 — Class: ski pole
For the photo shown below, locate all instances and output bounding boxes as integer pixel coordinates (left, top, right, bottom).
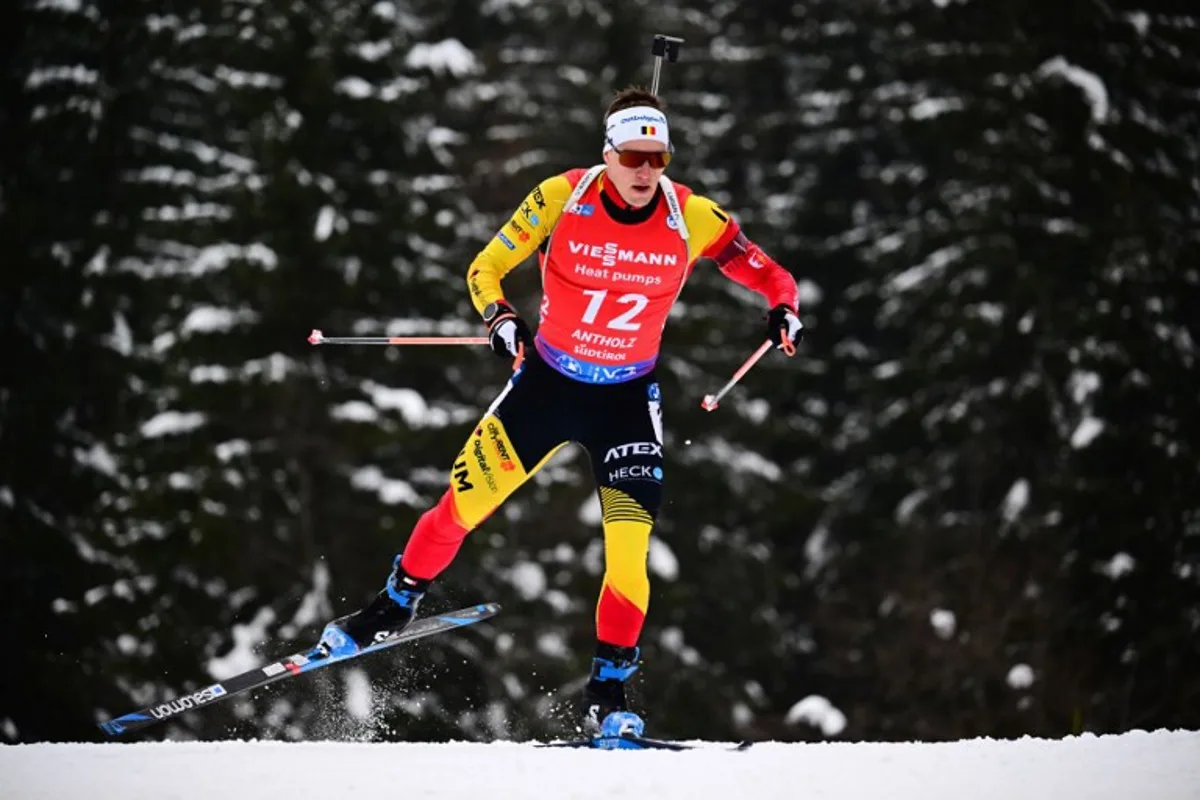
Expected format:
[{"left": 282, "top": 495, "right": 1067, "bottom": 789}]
[
  {"left": 649, "top": 34, "right": 684, "bottom": 96},
  {"left": 308, "top": 328, "right": 523, "bottom": 372},
  {"left": 701, "top": 339, "right": 774, "bottom": 412},
  {"left": 308, "top": 329, "right": 487, "bottom": 346}
]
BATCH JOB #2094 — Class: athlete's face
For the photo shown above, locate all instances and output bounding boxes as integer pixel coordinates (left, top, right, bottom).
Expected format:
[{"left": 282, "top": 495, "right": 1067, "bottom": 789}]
[{"left": 603, "top": 138, "right": 669, "bottom": 208}]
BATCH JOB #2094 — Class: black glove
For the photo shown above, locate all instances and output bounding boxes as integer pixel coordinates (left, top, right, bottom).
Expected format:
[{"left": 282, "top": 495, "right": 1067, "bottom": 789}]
[
  {"left": 766, "top": 304, "right": 803, "bottom": 354},
  {"left": 483, "top": 301, "right": 533, "bottom": 360}
]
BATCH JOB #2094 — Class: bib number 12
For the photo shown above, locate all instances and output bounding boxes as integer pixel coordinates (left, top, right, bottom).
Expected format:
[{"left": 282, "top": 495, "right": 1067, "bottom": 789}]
[{"left": 580, "top": 289, "right": 648, "bottom": 331}]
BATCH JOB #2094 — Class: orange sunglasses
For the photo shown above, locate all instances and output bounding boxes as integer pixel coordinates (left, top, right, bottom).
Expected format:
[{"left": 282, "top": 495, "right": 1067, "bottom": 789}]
[{"left": 607, "top": 138, "right": 673, "bottom": 169}]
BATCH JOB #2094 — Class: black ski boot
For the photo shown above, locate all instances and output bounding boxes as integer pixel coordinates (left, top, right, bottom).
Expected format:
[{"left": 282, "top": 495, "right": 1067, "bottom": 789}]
[
  {"left": 316, "top": 555, "right": 431, "bottom": 657},
  {"left": 581, "top": 642, "right": 640, "bottom": 732}
]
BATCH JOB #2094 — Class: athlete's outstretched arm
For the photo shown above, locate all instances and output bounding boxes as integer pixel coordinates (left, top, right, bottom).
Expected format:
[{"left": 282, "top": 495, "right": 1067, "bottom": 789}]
[
  {"left": 466, "top": 175, "right": 572, "bottom": 314},
  {"left": 682, "top": 194, "right": 800, "bottom": 311}
]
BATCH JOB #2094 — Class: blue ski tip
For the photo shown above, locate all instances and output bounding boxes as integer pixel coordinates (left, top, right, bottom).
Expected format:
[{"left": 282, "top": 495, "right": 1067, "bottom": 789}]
[{"left": 99, "top": 713, "right": 150, "bottom": 736}]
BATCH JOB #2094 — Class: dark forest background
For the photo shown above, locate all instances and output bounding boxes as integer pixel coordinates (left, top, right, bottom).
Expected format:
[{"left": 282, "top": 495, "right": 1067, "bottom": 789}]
[{"left": 4, "top": 0, "right": 1198, "bottom": 744}]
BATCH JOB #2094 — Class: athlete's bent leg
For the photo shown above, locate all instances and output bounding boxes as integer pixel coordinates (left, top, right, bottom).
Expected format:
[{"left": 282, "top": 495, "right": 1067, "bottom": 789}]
[
  {"left": 318, "top": 361, "right": 565, "bottom": 654},
  {"left": 399, "top": 359, "right": 569, "bottom": 581},
  {"left": 401, "top": 416, "right": 565, "bottom": 579}
]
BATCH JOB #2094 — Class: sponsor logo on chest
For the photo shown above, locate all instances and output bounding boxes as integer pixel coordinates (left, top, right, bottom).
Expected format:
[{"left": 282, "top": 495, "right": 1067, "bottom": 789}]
[{"left": 569, "top": 240, "right": 679, "bottom": 269}]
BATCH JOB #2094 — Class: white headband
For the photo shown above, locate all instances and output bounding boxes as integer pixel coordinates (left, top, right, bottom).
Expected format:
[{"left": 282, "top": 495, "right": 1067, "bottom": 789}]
[{"left": 603, "top": 105, "right": 670, "bottom": 152}]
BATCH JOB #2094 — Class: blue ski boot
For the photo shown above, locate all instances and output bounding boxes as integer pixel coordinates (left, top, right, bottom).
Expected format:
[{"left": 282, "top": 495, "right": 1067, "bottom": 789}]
[
  {"left": 594, "top": 710, "right": 646, "bottom": 749},
  {"left": 315, "top": 555, "right": 430, "bottom": 658},
  {"left": 582, "top": 642, "right": 642, "bottom": 734}
]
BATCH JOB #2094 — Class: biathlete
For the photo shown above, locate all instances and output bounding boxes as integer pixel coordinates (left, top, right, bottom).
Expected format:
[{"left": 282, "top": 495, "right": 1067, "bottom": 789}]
[{"left": 316, "top": 86, "right": 805, "bottom": 732}]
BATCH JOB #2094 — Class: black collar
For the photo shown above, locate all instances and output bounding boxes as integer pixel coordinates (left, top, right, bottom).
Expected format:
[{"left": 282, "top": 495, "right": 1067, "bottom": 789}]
[{"left": 600, "top": 178, "right": 660, "bottom": 224}]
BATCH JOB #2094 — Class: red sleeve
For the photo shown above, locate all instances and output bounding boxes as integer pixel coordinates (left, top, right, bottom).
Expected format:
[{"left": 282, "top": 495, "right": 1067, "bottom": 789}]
[
  {"left": 701, "top": 217, "right": 799, "bottom": 311},
  {"left": 563, "top": 167, "right": 588, "bottom": 188}
]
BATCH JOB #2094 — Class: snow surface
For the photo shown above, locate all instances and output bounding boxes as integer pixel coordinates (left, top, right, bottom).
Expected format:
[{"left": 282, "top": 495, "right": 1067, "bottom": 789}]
[{"left": 4, "top": 731, "right": 1198, "bottom": 800}]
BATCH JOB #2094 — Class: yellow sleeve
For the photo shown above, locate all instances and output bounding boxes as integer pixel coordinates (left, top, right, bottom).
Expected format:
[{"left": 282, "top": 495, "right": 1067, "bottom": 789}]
[
  {"left": 467, "top": 175, "right": 573, "bottom": 314},
  {"left": 681, "top": 193, "right": 734, "bottom": 265}
]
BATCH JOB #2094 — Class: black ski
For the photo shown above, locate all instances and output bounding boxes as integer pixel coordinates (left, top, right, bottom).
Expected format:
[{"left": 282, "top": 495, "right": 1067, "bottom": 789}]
[{"left": 97, "top": 602, "right": 501, "bottom": 737}]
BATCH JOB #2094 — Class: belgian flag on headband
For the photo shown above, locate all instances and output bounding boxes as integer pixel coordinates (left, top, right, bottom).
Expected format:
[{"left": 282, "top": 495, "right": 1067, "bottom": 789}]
[{"left": 640, "top": 125, "right": 657, "bottom": 135}]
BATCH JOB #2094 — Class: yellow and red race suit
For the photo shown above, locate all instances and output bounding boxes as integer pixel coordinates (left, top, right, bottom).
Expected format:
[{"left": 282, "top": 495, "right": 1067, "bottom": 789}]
[{"left": 467, "top": 168, "right": 799, "bottom": 384}]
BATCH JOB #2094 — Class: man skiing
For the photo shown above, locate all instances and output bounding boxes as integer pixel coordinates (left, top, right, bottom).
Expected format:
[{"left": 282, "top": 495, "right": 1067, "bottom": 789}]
[{"left": 315, "top": 87, "right": 804, "bottom": 733}]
